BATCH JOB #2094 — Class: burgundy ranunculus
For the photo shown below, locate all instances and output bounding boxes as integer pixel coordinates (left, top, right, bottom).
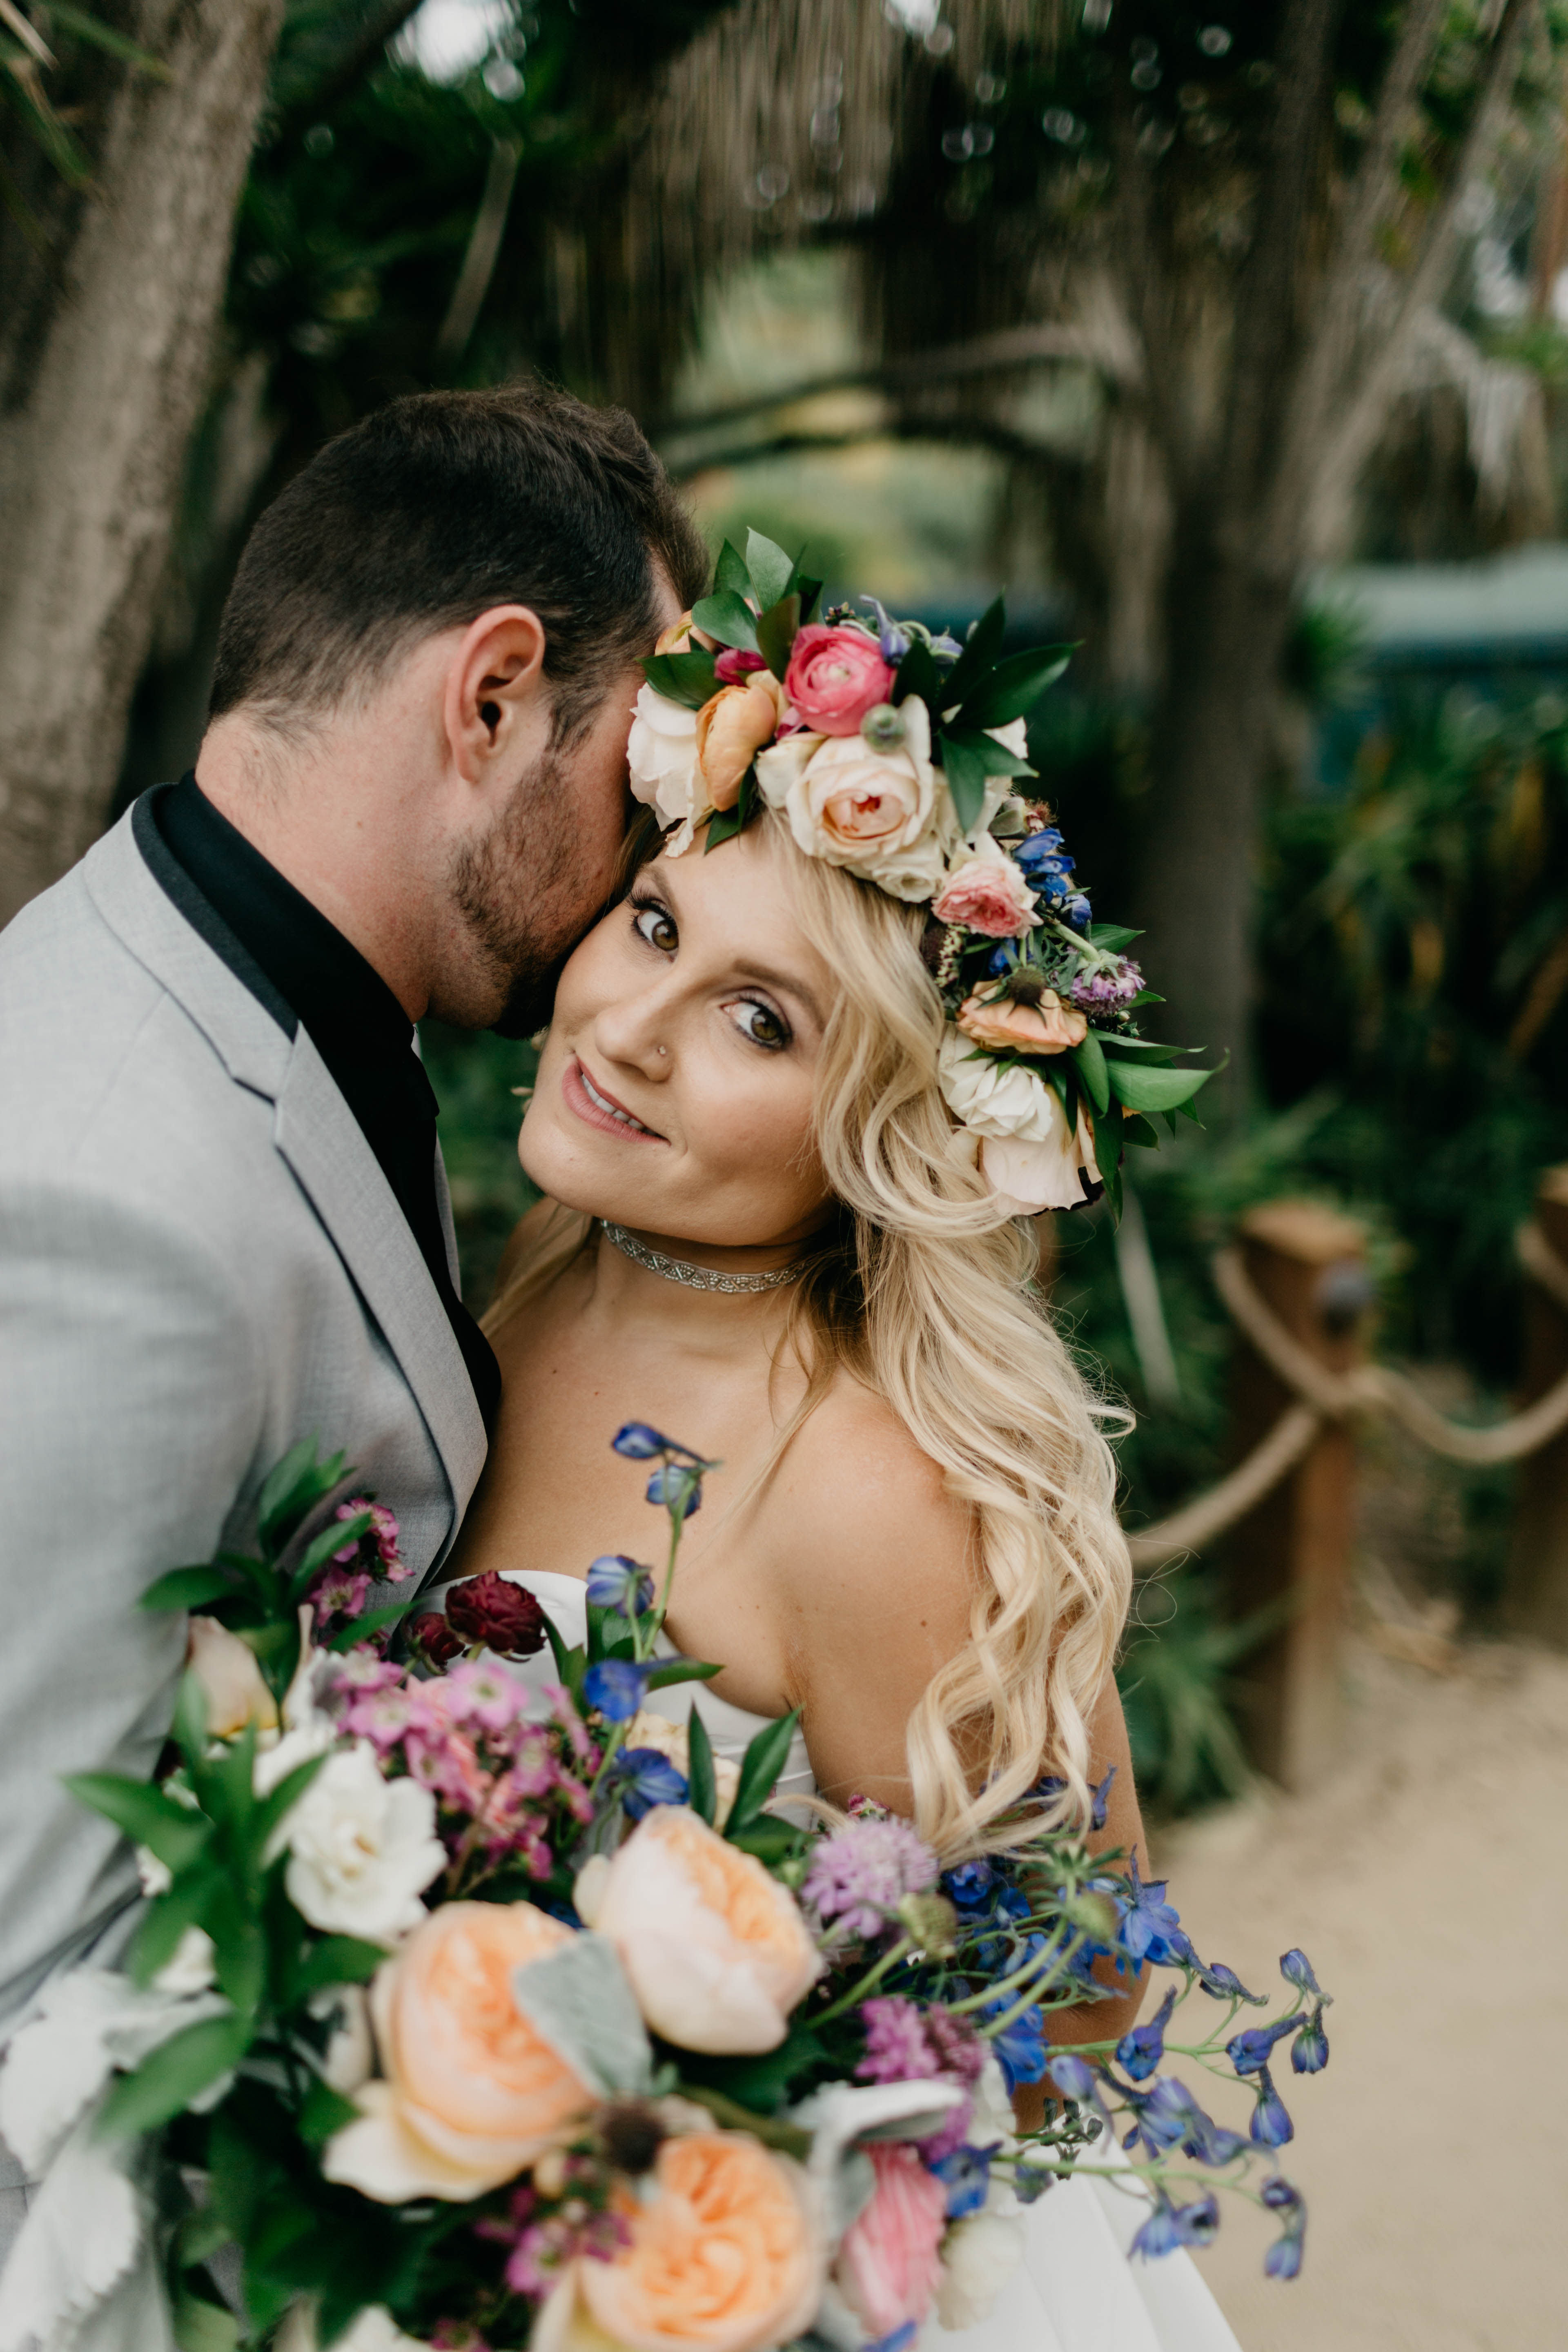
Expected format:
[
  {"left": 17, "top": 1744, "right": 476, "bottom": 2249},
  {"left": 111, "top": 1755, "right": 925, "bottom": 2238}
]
[
  {"left": 407, "top": 1612, "right": 465, "bottom": 1669},
  {"left": 444, "top": 1571, "right": 548, "bottom": 1658}
]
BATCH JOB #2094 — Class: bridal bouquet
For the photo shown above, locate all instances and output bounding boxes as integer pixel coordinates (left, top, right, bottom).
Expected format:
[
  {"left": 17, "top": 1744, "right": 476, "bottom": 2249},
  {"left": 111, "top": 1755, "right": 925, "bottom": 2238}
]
[
  {"left": 628, "top": 530, "right": 1216, "bottom": 1216},
  {"left": 0, "top": 1433, "right": 1324, "bottom": 2352}
]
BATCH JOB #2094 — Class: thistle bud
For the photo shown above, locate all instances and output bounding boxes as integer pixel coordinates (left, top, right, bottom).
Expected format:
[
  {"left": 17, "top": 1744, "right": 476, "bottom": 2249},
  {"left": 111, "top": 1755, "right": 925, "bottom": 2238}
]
[
  {"left": 860, "top": 702, "right": 906, "bottom": 751},
  {"left": 896, "top": 1890, "right": 959, "bottom": 1955}
]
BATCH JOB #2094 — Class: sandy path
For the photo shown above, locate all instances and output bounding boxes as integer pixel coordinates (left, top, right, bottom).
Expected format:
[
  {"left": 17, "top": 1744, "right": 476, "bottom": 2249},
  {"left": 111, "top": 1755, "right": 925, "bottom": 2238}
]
[{"left": 1138, "top": 1637, "right": 1568, "bottom": 2350}]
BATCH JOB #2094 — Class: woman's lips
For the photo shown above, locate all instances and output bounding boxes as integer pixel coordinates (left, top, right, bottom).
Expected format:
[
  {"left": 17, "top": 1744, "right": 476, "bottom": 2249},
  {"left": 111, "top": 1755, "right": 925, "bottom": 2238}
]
[{"left": 562, "top": 1055, "right": 666, "bottom": 1143}]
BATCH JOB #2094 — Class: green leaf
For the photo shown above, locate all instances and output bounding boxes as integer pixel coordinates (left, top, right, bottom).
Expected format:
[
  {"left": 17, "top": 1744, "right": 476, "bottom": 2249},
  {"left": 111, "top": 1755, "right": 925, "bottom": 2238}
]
[
  {"left": 755, "top": 592, "right": 800, "bottom": 682},
  {"left": 793, "top": 576, "right": 824, "bottom": 624},
  {"left": 745, "top": 529, "right": 794, "bottom": 611},
  {"left": 1087, "top": 923, "right": 1142, "bottom": 951},
  {"left": 63, "top": 1774, "right": 212, "bottom": 1873},
  {"left": 293, "top": 1935, "right": 386, "bottom": 2000},
  {"left": 1071, "top": 1031, "right": 1110, "bottom": 1115},
  {"left": 681, "top": 2020, "right": 826, "bottom": 2114},
  {"left": 172, "top": 2287, "right": 239, "bottom": 2352},
  {"left": 172, "top": 2204, "right": 233, "bottom": 2274},
  {"left": 96, "top": 2012, "right": 251, "bottom": 2139},
  {"left": 891, "top": 635, "right": 941, "bottom": 715},
  {"left": 1096, "top": 1035, "right": 1183, "bottom": 1059},
  {"left": 640, "top": 650, "right": 717, "bottom": 710},
  {"left": 290, "top": 1513, "right": 370, "bottom": 1602},
  {"left": 325, "top": 1600, "right": 410, "bottom": 1652},
  {"left": 297, "top": 2074, "right": 361, "bottom": 2149},
  {"left": 1104, "top": 1060, "right": 1217, "bottom": 1113},
  {"left": 250, "top": 1751, "right": 331, "bottom": 1859},
  {"left": 960, "top": 646, "right": 1073, "bottom": 728},
  {"left": 691, "top": 590, "right": 759, "bottom": 653},
  {"left": 941, "top": 724, "right": 1036, "bottom": 779},
  {"left": 725, "top": 1817, "right": 802, "bottom": 1864},
  {"left": 939, "top": 593, "right": 1007, "bottom": 711},
  {"left": 705, "top": 767, "right": 759, "bottom": 853},
  {"left": 726, "top": 1708, "right": 802, "bottom": 1835},
  {"left": 541, "top": 1613, "right": 586, "bottom": 1701},
  {"left": 140, "top": 1566, "right": 242, "bottom": 1615},
  {"left": 686, "top": 1706, "right": 717, "bottom": 1827},
  {"left": 938, "top": 733, "right": 989, "bottom": 837},
  {"left": 1122, "top": 1112, "right": 1160, "bottom": 1148},
  {"left": 126, "top": 1869, "right": 222, "bottom": 1985},
  {"left": 258, "top": 1440, "right": 341, "bottom": 1548},
  {"left": 714, "top": 539, "right": 752, "bottom": 600},
  {"left": 644, "top": 1658, "right": 723, "bottom": 1692},
  {"left": 1102, "top": 1149, "right": 1124, "bottom": 1222}
]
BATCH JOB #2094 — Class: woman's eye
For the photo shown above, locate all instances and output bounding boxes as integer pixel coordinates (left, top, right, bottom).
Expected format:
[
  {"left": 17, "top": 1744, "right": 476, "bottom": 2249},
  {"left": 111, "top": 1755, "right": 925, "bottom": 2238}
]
[
  {"left": 729, "top": 998, "right": 790, "bottom": 1051},
  {"left": 632, "top": 902, "right": 678, "bottom": 954}
]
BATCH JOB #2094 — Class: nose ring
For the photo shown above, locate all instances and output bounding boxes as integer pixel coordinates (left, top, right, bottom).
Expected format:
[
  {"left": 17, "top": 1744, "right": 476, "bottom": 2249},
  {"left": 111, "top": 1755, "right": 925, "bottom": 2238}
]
[{"left": 656, "top": 1045, "right": 668, "bottom": 1056}]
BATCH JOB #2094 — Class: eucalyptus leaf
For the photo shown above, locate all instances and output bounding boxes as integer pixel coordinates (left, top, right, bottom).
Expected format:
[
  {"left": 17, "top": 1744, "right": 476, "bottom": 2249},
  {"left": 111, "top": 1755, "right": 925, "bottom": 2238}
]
[
  {"left": 691, "top": 590, "right": 759, "bottom": 653},
  {"left": 511, "top": 1932, "right": 653, "bottom": 2099},
  {"left": 745, "top": 530, "right": 795, "bottom": 611}
]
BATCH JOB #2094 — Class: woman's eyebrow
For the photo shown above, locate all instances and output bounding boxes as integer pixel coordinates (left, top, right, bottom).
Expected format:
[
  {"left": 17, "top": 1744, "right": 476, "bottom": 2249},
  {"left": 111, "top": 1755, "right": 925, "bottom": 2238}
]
[{"left": 732, "top": 957, "right": 824, "bottom": 1027}]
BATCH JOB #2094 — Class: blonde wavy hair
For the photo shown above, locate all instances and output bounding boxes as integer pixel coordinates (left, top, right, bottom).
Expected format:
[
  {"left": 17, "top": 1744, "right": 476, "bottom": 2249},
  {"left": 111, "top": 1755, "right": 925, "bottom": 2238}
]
[{"left": 486, "top": 808, "right": 1132, "bottom": 1861}]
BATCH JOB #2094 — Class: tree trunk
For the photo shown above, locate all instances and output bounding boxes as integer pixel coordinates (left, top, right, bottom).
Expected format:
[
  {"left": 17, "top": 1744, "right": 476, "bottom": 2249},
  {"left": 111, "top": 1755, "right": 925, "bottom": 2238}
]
[
  {"left": 0, "top": 0, "right": 287, "bottom": 930},
  {"left": 1133, "top": 521, "right": 1296, "bottom": 1107}
]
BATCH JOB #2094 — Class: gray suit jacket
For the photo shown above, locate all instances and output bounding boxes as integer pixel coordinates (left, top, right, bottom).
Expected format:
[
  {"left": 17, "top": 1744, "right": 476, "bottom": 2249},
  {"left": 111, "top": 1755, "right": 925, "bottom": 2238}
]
[{"left": 0, "top": 803, "right": 488, "bottom": 2040}]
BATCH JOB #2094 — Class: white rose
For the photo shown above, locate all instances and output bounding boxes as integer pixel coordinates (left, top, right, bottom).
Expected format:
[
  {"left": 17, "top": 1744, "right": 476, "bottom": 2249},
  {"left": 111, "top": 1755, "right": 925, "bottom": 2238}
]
[
  {"left": 935, "top": 2212, "right": 1026, "bottom": 2330},
  {"left": 276, "top": 1742, "right": 445, "bottom": 1946},
  {"left": 766, "top": 700, "right": 946, "bottom": 901},
  {"left": 152, "top": 1927, "right": 216, "bottom": 1997},
  {"left": 978, "top": 1125, "right": 1102, "bottom": 1214},
  {"left": 276, "top": 2303, "right": 429, "bottom": 2352},
  {"left": 187, "top": 1615, "right": 278, "bottom": 1736},
  {"left": 628, "top": 684, "right": 704, "bottom": 854},
  {"left": 938, "top": 1029, "right": 1061, "bottom": 1142}
]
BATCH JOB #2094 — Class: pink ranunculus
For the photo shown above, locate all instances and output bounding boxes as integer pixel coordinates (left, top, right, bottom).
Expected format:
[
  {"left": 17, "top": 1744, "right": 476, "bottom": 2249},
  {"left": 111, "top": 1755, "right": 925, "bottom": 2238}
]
[
  {"left": 784, "top": 625, "right": 894, "bottom": 737},
  {"left": 833, "top": 2143, "right": 948, "bottom": 2340},
  {"left": 715, "top": 646, "right": 768, "bottom": 683},
  {"left": 932, "top": 850, "right": 1042, "bottom": 938}
]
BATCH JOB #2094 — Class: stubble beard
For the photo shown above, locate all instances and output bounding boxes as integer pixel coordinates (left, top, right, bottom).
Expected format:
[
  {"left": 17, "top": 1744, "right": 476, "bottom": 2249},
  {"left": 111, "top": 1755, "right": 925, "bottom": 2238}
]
[{"left": 446, "top": 744, "right": 605, "bottom": 1037}]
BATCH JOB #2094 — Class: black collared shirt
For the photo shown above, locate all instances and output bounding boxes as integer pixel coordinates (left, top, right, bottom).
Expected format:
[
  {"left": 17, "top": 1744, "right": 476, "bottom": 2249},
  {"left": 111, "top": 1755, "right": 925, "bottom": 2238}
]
[{"left": 141, "top": 774, "right": 500, "bottom": 1429}]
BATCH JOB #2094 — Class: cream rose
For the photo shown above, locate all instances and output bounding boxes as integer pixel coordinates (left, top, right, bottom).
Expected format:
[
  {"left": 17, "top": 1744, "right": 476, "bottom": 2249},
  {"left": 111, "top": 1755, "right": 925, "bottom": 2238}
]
[
  {"left": 978, "top": 1120, "right": 1102, "bottom": 1214},
  {"left": 592, "top": 1807, "right": 821, "bottom": 2054},
  {"left": 627, "top": 685, "right": 703, "bottom": 854},
  {"left": 187, "top": 1615, "right": 278, "bottom": 1736},
  {"left": 321, "top": 1901, "right": 594, "bottom": 2201},
  {"left": 276, "top": 1741, "right": 445, "bottom": 1945},
  {"left": 938, "top": 1029, "right": 1101, "bottom": 1213},
  {"left": 758, "top": 698, "right": 946, "bottom": 901},
  {"left": 538, "top": 2132, "right": 823, "bottom": 2352}
]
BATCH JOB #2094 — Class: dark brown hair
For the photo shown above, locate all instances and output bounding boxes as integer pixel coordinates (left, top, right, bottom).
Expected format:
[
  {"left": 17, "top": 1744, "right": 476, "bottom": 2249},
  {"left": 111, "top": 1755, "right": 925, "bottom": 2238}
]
[{"left": 208, "top": 383, "right": 709, "bottom": 743}]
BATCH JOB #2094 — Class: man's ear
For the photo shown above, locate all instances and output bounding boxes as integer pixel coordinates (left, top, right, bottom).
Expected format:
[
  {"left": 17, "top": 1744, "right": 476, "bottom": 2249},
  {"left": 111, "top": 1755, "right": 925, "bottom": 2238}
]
[{"left": 443, "top": 606, "right": 550, "bottom": 786}]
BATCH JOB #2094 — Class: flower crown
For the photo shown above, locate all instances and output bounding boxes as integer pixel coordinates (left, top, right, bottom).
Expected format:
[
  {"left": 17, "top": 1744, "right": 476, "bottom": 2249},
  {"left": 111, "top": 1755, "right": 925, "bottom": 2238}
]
[{"left": 627, "top": 528, "right": 1214, "bottom": 1215}]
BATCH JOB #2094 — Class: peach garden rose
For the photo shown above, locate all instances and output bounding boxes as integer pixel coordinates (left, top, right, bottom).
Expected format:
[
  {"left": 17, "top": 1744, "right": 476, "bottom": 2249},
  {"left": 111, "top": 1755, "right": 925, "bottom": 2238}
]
[
  {"left": 538, "top": 2130, "right": 824, "bottom": 2352},
  {"left": 589, "top": 1806, "right": 821, "bottom": 2054},
  {"left": 322, "top": 1901, "right": 594, "bottom": 2202},
  {"left": 693, "top": 672, "right": 786, "bottom": 810}
]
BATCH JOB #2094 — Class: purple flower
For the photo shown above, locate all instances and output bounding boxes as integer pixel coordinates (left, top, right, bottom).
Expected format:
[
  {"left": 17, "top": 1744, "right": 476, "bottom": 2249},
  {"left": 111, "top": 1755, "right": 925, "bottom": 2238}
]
[
  {"left": 1249, "top": 2066, "right": 1294, "bottom": 2148},
  {"left": 584, "top": 1659, "right": 654, "bottom": 1722},
  {"left": 610, "top": 1423, "right": 667, "bottom": 1459},
  {"left": 1226, "top": 2015, "right": 1298, "bottom": 2077},
  {"left": 803, "top": 1818, "right": 939, "bottom": 1940},
  {"left": 931, "top": 2145, "right": 997, "bottom": 2219},
  {"left": 1118, "top": 1854, "right": 1191, "bottom": 1967},
  {"left": 312, "top": 1564, "right": 370, "bottom": 1623},
  {"left": 860, "top": 597, "right": 910, "bottom": 662},
  {"left": 614, "top": 1747, "right": 689, "bottom": 1820},
  {"left": 1280, "top": 1949, "right": 1325, "bottom": 1998},
  {"left": 1264, "top": 2230, "right": 1304, "bottom": 2281},
  {"left": 1065, "top": 894, "right": 1092, "bottom": 930},
  {"left": 1192, "top": 1957, "right": 1265, "bottom": 2005},
  {"left": 1291, "top": 2006, "right": 1329, "bottom": 2075},
  {"left": 1116, "top": 1984, "right": 1176, "bottom": 2082},
  {"left": 1068, "top": 962, "right": 1143, "bottom": 1012},
  {"left": 646, "top": 1463, "right": 702, "bottom": 1519},
  {"left": 856, "top": 1995, "right": 985, "bottom": 2088},
  {"left": 333, "top": 1497, "right": 408, "bottom": 1579},
  {"left": 1045, "top": 2054, "right": 1097, "bottom": 2100},
  {"left": 943, "top": 1859, "right": 995, "bottom": 1909},
  {"left": 1130, "top": 2192, "right": 1218, "bottom": 2259},
  {"left": 586, "top": 1555, "right": 655, "bottom": 1615}
]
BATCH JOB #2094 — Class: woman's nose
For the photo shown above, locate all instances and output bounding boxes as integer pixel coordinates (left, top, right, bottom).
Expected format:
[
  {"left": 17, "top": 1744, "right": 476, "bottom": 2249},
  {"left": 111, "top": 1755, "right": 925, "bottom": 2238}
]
[{"left": 592, "top": 987, "right": 675, "bottom": 1079}]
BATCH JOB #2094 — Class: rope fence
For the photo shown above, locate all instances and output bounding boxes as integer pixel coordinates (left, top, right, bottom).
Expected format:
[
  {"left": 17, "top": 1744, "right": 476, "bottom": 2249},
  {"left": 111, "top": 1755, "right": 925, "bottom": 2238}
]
[{"left": 1126, "top": 1219, "right": 1568, "bottom": 1572}]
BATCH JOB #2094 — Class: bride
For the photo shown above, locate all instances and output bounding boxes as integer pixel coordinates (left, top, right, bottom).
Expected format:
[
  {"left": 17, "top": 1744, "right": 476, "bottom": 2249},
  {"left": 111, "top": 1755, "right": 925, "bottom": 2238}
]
[{"left": 443, "top": 794, "right": 1241, "bottom": 2352}]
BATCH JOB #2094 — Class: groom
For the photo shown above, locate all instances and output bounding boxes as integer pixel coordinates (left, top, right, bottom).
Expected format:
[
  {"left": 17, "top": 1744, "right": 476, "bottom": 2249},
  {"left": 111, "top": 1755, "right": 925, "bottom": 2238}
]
[{"left": 0, "top": 386, "right": 704, "bottom": 2097}]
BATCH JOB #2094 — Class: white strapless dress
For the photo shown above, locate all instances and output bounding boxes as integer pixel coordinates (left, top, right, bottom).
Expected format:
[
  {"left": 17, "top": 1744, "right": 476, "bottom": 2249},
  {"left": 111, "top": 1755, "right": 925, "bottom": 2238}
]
[{"left": 434, "top": 1570, "right": 1243, "bottom": 2352}]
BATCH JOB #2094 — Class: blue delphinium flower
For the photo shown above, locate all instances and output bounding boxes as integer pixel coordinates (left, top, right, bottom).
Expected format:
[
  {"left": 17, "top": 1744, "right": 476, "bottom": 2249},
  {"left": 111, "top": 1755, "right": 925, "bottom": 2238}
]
[
  {"left": 1116, "top": 1984, "right": 1177, "bottom": 2082},
  {"left": 1249, "top": 2066, "right": 1294, "bottom": 2148},
  {"left": 1291, "top": 2005, "right": 1330, "bottom": 2074},
  {"left": 1118, "top": 1854, "right": 1192, "bottom": 1968},
  {"left": 982, "top": 1998, "right": 1048, "bottom": 2090},
  {"left": 1260, "top": 2184, "right": 1307, "bottom": 2281},
  {"left": 586, "top": 1555, "right": 655, "bottom": 1615},
  {"left": 1031, "top": 1764, "right": 1114, "bottom": 1829},
  {"left": 1065, "top": 893, "right": 1093, "bottom": 930},
  {"left": 931, "top": 2144, "right": 999, "bottom": 2219},
  {"left": 1132, "top": 2194, "right": 1220, "bottom": 2259},
  {"left": 646, "top": 1463, "right": 702, "bottom": 1519},
  {"left": 986, "top": 942, "right": 1016, "bottom": 977},
  {"left": 610, "top": 1423, "right": 667, "bottom": 1459},
  {"left": 1280, "top": 1949, "right": 1325, "bottom": 1998},
  {"left": 1186, "top": 2108, "right": 1250, "bottom": 2167},
  {"left": 613, "top": 1747, "right": 689, "bottom": 1820},
  {"left": 1045, "top": 2053, "right": 1097, "bottom": 2100},
  {"left": 864, "top": 2326, "right": 919, "bottom": 2352},
  {"left": 1261, "top": 2177, "right": 1303, "bottom": 2215},
  {"left": 1264, "top": 2231, "right": 1304, "bottom": 2281},
  {"left": 1013, "top": 827, "right": 1064, "bottom": 868},
  {"left": 1192, "top": 1957, "right": 1266, "bottom": 2005},
  {"left": 860, "top": 597, "right": 910, "bottom": 663},
  {"left": 944, "top": 1859, "right": 996, "bottom": 1909},
  {"left": 583, "top": 1659, "right": 653, "bottom": 1721},
  {"left": 1225, "top": 2014, "right": 1297, "bottom": 2076}
]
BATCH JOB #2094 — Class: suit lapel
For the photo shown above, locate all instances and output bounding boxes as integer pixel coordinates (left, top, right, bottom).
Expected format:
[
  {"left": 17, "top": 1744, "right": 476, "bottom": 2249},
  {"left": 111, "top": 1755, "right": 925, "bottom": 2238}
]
[
  {"left": 85, "top": 806, "right": 487, "bottom": 1537},
  {"left": 273, "top": 1033, "right": 487, "bottom": 1532}
]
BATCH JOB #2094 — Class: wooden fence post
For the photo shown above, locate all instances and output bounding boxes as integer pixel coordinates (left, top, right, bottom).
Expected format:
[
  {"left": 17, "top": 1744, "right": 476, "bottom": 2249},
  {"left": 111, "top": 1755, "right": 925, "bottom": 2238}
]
[
  {"left": 1508, "top": 1166, "right": 1568, "bottom": 1647},
  {"left": 1223, "top": 1200, "right": 1372, "bottom": 1792}
]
